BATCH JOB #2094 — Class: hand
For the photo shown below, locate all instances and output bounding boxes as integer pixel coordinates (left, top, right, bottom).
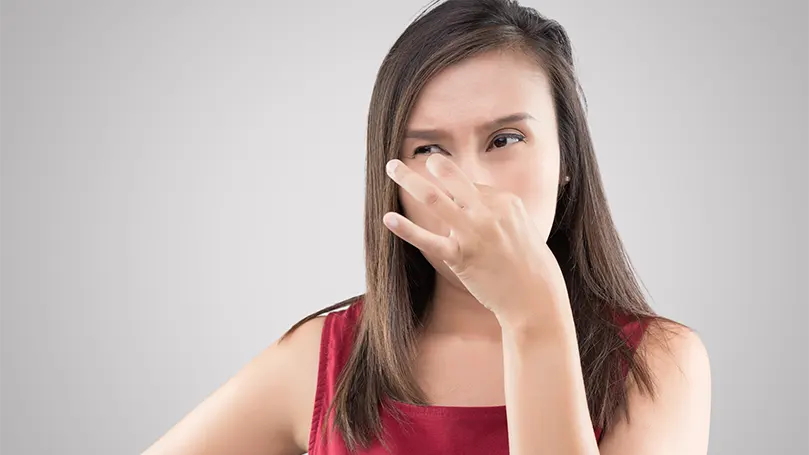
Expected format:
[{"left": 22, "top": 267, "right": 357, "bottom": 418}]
[{"left": 383, "top": 154, "right": 571, "bottom": 329}]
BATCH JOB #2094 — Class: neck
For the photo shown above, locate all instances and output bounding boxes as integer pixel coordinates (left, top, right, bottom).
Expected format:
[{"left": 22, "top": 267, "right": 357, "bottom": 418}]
[{"left": 422, "top": 272, "right": 503, "bottom": 341}]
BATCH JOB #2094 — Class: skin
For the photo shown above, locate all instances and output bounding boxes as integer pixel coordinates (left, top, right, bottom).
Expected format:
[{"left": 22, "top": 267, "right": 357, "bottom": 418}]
[{"left": 142, "top": 49, "right": 712, "bottom": 455}]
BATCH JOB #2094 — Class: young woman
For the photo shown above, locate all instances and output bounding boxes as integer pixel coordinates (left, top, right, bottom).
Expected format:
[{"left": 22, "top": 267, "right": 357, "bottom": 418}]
[{"left": 143, "top": 0, "right": 711, "bottom": 454}]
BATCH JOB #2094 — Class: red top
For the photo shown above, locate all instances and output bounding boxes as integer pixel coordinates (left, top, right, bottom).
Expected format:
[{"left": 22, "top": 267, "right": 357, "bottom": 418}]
[{"left": 309, "top": 300, "right": 648, "bottom": 454}]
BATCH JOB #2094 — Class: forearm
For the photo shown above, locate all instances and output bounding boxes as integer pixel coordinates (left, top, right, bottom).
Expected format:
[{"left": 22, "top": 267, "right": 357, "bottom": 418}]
[{"left": 499, "top": 303, "right": 599, "bottom": 455}]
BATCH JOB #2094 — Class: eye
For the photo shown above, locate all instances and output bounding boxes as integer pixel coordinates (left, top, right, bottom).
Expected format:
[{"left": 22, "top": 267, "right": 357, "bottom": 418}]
[
  {"left": 412, "top": 144, "right": 445, "bottom": 156},
  {"left": 410, "top": 133, "right": 526, "bottom": 157},
  {"left": 488, "top": 133, "right": 526, "bottom": 151}
]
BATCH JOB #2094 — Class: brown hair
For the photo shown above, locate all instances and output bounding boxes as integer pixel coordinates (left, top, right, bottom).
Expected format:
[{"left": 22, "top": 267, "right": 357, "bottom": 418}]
[{"left": 283, "top": 0, "right": 666, "bottom": 451}]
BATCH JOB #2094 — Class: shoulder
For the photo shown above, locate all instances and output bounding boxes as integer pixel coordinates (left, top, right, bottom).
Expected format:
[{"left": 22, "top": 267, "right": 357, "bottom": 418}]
[
  {"left": 637, "top": 319, "right": 711, "bottom": 388},
  {"left": 141, "top": 313, "right": 329, "bottom": 455},
  {"left": 277, "top": 304, "right": 360, "bottom": 451},
  {"left": 600, "top": 319, "right": 711, "bottom": 454},
  {"left": 272, "top": 314, "right": 330, "bottom": 452}
]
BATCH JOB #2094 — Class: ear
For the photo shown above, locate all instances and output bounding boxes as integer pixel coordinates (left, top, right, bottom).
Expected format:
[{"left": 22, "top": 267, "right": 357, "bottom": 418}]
[{"left": 558, "top": 161, "right": 570, "bottom": 187}]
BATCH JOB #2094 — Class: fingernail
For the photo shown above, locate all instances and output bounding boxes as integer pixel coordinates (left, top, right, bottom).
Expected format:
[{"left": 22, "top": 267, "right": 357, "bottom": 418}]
[{"left": 386, "top": 160, "right": 399, "bottom": 174}]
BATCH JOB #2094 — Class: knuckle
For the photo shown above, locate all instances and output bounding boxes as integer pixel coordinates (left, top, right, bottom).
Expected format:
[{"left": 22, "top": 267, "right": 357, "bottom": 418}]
[
  {"left": 423, "top": 189, "right": 441, "bottom": 206},
  {"left": 452, "top": 241, "right": 482, "bottom": 275},
  {"left": 448, "top": 240, "right": 464, "bottom": 263}
]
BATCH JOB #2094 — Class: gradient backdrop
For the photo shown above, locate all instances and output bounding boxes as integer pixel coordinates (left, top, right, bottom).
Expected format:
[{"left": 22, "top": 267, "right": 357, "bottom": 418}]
[{"left": 2, "top": 0, "right": 808, "bottom": 454}]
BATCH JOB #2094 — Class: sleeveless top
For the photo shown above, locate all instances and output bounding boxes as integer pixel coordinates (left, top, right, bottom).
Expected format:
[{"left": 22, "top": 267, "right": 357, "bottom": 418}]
[{"left": 308, "top": 299, "right": 648, "bottom": 454}]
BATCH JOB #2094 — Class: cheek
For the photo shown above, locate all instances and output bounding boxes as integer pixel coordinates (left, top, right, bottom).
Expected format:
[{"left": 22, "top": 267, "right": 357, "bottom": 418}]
[
  {"left": 518, "top": 178, "right": 558, "bottom": 240},
  {"left": 503, "top": 160, "right": 560, "bottom": 239}
]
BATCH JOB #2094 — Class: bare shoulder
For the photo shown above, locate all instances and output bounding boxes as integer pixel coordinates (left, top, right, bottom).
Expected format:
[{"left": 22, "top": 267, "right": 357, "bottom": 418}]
[
  {"left": 142, "top": 315, "right": 326, "bottom": 455},
  {"left": 600, "top": 319, "right": 712, "bottom": 455},
  {"left": 638, "top": 319, "right": 711, "bottom": 384},
  {"left": 275, "top": 315, "right": 328, "bottom": 451}
]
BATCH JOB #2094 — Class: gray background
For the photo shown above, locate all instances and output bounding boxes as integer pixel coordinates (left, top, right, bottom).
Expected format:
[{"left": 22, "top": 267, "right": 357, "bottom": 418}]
[{"left": 2, "top": 0, "right": 807, "bottom": 454}]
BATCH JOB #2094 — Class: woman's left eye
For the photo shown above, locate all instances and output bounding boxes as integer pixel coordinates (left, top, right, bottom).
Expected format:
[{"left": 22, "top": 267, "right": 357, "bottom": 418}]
[{"left": 489, "top": 133, "right": 525, "bottom": 150}]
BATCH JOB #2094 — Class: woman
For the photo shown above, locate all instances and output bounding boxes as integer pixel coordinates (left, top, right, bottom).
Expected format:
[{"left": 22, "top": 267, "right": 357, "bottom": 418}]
[{"left": 144, "top": 0, "right": 711, "bottom": 454}]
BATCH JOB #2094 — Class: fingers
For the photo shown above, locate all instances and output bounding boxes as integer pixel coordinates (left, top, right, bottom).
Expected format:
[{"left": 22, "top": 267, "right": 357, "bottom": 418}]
[
  {"left": 382, "top": 211, "right": 458, "bottom": 259},
  {"left": 385, "top": 159, "right": 467, "bottom": 227},
  {"left": 423, "top": 154, "right": 482, "bottom": 211}
]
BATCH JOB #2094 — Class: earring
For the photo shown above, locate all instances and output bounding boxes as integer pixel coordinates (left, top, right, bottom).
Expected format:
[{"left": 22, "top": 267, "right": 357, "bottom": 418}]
[{"left": 564, "top": 175, "right": 570, "bottom": 182}]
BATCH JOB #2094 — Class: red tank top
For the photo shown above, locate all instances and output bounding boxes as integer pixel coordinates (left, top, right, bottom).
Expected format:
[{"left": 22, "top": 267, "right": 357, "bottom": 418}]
[{"left": 308, "top": 300, "right": 648, "bottom": 454}]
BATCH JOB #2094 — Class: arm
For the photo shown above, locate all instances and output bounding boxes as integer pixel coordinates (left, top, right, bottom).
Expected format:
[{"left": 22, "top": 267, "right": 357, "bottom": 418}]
[
  {"left": 141, "top": 316, "right": 325, "bottom": 455},
  {"left": 499, "top": 299, "right": 598, "bottom": 455},
  {"left": 500, "top": 305, "right": 711, "bottom": 455},
  {"left": 598, "top": 323, "right": 712, "bottom": 454}
]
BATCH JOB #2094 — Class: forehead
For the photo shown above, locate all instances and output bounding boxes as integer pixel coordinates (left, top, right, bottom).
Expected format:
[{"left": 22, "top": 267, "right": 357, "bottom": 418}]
[{"left": 407, "top": 49, "right": 553, "bottom": 128}]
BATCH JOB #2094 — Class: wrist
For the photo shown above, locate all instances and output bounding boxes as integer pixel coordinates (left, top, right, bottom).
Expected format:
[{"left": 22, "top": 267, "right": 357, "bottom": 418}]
[{"left": 495, "top": 295, "right": 576, "bottom": 344}]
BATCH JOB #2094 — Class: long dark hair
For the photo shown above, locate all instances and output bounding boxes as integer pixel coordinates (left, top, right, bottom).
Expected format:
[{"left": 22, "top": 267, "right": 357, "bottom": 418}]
[{"left": 283, "top": 0, "right": 666, "bottom": 451}]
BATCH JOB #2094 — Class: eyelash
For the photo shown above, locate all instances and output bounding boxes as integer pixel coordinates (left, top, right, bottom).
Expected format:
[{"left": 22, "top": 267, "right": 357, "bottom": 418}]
[{"left": 411, "top": 133, "right": 526, "bottom": 157}]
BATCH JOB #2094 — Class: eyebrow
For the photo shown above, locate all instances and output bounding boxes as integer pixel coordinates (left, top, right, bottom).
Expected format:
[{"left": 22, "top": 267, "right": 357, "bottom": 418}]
[{"left": 404, "top": 112, "right": 537, "bottom": 141}]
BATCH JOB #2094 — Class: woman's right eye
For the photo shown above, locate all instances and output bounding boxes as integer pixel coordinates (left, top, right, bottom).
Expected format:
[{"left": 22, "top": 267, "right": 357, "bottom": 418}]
[{"left": 413, "top": 145, "right": 443, "bottom": 156}]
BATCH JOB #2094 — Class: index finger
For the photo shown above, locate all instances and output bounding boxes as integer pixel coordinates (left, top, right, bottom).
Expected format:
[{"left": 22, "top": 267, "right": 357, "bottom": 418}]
[{"left": 424, "top": 154, "right": 482, "bottom": 211}]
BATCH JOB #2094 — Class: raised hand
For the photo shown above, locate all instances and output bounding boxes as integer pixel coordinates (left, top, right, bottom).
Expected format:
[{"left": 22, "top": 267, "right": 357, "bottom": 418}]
[{"left": 383, "top": 153, "right": 571, "bottom": 330}]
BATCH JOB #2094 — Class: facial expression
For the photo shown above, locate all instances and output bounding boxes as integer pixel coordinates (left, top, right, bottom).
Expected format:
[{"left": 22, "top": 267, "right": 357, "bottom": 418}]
[{"left": 398, "top": 49, "right": 562, "bottom": 288}]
